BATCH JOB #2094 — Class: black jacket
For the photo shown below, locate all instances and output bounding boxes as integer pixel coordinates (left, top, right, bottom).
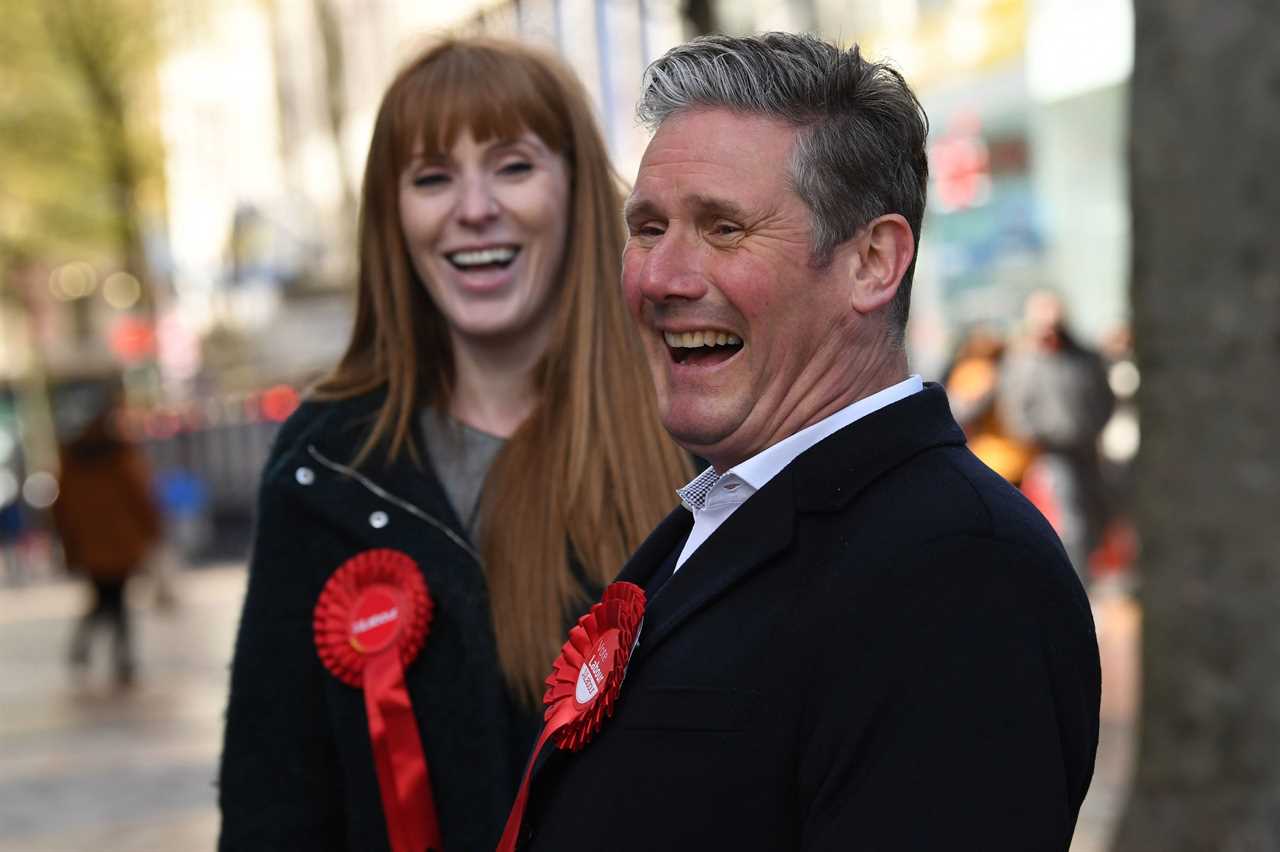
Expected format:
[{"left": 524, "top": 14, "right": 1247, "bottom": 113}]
[
  {"left": 219, "top": 391, "right": 542, "bottom": 852},
  {"left": 518, "top": 385, "right": 1101, "bottom": 851}
]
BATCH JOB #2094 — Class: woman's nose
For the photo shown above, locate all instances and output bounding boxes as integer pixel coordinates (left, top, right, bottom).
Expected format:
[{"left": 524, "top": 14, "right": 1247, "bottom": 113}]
[{"left": 456, "top": 176, "right": 499, "bottom": 227}]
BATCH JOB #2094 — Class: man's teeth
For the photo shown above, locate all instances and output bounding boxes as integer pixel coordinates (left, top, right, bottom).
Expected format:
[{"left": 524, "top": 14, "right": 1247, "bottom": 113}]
[
  {"left": 448, "top": 247, "right": 517, "bottom": 267},
  {"left": 663, "top": 330, "right": 742, "bottom": 348}
]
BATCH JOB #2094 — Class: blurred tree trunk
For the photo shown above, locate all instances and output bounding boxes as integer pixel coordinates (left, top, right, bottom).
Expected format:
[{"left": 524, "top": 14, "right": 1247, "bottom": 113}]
[
  {"left": 312, "top": 0, "right": 357, "bottom": 227},
  {"left": 262, "top": 0, "right": 302, "bottom": 190},
  {"left": 1114, "top": 3, "right": 1280, "bottom": 851},
  {"left": 682, "top": 0, "right": 716, "bottom": 36},
  {"left": 42, "top": 0, "right": 157, "bottom": 320}
]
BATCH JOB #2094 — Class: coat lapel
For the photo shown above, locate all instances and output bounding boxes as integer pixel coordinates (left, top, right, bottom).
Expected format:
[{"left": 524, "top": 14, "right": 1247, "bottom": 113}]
[
  {"left": 627, "top": 468, "right": 796, "bottom": 667},
  {"left": 615, "top": 506, "right": 694, "bottom": 589}
]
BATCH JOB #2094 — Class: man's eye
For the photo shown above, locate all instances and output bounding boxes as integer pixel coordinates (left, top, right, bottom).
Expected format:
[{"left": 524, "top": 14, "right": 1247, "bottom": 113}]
[
  {"left": 711, "top": 222, "right": 740, "bottom": 236},
  {"left": 412, "top": 173, "right": 449, "bottom": 188},
  {"left": 631, "top": 223, "right": 665, "bottom": 238}
]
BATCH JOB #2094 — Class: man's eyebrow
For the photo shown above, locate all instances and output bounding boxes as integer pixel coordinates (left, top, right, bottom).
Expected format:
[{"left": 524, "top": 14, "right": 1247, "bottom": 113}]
[
  {"left": 623, "top": 194, "right": 751, "bottom": 222},
  {"left": 686, "top": 194, "right": 751, "bottom": 222},
  {"left": 623, "top": 195, "right": 659, "bottom": 222}
]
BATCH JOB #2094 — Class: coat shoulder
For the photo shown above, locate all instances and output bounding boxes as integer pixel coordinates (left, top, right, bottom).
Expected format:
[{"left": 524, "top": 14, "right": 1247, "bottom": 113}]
[
  {"left": 813, "top": 442, "right": 1086, "bottom": 621},
  {"left": 873, "top": 443, "right": 1069, "bottom": 566}
]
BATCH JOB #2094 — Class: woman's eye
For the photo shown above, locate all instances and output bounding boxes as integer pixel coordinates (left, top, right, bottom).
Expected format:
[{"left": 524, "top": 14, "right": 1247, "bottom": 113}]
[
  {"left": 412, "top": 173, "right": 449, "bottom": 188},
  {"left": 498, "top": 161, "right": 533, "bottom": 176}
]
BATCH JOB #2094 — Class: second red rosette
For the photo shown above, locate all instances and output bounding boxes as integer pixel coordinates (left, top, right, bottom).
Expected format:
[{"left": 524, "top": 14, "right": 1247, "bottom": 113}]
[
  {"left": 497, "top": 581, "right": 646, "bottom": 851},
  {"left": 542, "top": 581, "right": 647, "bottom": 750}
]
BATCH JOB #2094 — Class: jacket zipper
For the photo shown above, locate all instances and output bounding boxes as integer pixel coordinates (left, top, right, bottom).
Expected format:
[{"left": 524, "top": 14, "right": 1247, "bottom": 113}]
[{"left": 306, "top": 444, "right": 483, "bottom": 566}]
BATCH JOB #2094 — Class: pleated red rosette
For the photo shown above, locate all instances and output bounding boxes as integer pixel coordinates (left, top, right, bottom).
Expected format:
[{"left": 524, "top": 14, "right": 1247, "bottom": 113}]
[
  {"left": 314, "top": 548, "right": 443, "bottom": 852},
  {"left": 497, "top": 582, "right": 646, "bottom": 852}
]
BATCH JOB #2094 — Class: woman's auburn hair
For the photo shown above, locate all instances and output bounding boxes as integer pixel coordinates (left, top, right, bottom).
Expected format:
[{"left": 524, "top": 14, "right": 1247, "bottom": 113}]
[{"left": 313, "top": 37, "right": 691, "bottom": 706}]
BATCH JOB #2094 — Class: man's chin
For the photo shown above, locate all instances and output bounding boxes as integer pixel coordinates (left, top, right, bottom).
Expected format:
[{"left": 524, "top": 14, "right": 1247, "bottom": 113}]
[{"left": 659, "top": 415, "right": 739, "bottom": 468}]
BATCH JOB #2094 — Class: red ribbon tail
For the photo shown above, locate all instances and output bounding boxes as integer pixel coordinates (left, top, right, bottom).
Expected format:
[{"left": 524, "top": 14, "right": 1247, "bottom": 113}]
[
  {"left": 496, "top": 703, "right": 579, "bottom": 852},
  {"left": 365, "top": 649, "right": 444, "bottom": 852}
]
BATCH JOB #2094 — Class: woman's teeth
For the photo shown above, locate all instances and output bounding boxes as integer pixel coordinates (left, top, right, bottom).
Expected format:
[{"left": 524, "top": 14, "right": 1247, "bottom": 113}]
[
  {"left": 447, "top": 247, "right": 518, "bottom": 268},
  {"left": 663, "top": 330, "right": 742, "bottom": 348}
]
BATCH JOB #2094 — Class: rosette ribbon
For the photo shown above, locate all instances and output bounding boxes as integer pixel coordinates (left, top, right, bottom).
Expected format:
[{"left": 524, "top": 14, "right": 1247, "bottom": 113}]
[
  {"left": 314, "top": 548, "right": 442, "bottom": 852},
  {"left": 497, "top": 581, "right": 646, "bottom": 852}
]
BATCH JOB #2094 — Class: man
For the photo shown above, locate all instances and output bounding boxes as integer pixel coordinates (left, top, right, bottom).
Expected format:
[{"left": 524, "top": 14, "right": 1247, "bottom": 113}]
[
  {"left": 516, "top": 33, "right": 1100, "bottom": 850},
  {"left": 1000, "top": 289, "right": 1116, "bottom": 579}
]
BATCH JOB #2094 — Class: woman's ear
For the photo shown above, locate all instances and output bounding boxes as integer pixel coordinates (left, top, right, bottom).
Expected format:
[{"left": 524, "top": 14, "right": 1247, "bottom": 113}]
[{"left": 845, "top": 213, "right": 915, "bottom": 315}]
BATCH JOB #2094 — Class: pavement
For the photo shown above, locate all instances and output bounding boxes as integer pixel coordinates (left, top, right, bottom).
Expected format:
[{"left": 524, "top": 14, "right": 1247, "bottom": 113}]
[
  {"left": 0, "top": 566, "right": 1139, "bottom": 851},
  {"left": 0, "top": 565, "right": 241, "bottom": 852}
]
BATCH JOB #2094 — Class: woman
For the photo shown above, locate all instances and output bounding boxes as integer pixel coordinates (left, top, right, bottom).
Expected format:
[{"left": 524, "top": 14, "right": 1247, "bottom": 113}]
[{"left": 218, "top": 39, "right": 690, "bottom": 852}]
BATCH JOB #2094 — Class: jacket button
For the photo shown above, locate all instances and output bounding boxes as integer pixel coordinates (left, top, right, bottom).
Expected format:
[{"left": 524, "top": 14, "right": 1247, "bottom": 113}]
[
  {"left": 295, "top": 466, "right": 315, "bottom": 485},
  {"left": 369, "top": 510, "right": 389, "bottom": 529}
]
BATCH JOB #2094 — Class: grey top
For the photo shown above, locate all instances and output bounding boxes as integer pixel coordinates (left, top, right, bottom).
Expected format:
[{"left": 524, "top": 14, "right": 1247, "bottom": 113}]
[{"left": 421, "top": 408, "right": 506, "bottom": 536}]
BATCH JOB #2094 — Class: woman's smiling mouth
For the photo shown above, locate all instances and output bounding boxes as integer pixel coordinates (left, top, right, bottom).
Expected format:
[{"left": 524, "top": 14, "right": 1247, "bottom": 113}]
[{"left": 445, "top": 245, "right": 521, "bottom": 272}]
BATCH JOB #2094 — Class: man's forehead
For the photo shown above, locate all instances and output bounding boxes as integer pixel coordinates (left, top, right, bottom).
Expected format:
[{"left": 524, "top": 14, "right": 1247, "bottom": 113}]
[
  {"left": 629, "top": 109, "right": 798, "bottom": 212},
  {"left": 641, "top": 107, "right": 796, "bottom": 166}
]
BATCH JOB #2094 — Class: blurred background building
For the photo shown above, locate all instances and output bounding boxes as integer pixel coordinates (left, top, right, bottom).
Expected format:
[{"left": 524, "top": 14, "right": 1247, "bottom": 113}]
[{"left": 1, "top": 0, "right": 1137, "bottom": 570}]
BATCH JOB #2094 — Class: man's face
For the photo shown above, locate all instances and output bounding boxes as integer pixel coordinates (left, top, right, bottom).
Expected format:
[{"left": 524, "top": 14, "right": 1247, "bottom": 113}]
[{"left": 623, "top": 108, "right": 863, "bottom": 470}]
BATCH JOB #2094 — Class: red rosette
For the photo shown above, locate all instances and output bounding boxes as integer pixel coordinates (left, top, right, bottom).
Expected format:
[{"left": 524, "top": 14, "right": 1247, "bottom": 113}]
[
  {"left": 497, "top": 581, "right": 646, "bottom": 852},
  {"left": 542, "top": 581, "right": 646, "bottom": 751},
  {"left": 313, "top": 548, "right": 442, "bottom": 852},
  {"left": 313, "top": 548, "right": 432, "bottom": 685}
]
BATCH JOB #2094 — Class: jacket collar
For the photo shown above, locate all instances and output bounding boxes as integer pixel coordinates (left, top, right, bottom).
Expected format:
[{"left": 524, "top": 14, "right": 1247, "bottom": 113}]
[
  {"left": 301, "top": 388, "right": 470, "bottom": 547},
  {"left": 619, "top": 383, "right": 964, "bottom": 666},
  {"left": 791, "top": 383, "right": 965, "bottom": 512}
]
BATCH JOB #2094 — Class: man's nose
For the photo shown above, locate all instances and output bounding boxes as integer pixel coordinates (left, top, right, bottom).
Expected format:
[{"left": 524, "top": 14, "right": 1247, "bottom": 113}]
[
  {"left": 457, "top": 176, "right": 499, "bottom": 227},
  {"left": 633, "top": 229, "right": 708, "bottom": 304}
]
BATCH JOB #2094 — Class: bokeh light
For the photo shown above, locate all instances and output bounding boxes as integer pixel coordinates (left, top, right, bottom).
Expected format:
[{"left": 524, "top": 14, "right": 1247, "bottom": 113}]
[
  {"left": 103, "top": 271, "right": 143, "bottom": 309},
  {"left": 48, "top": 261, "right": 98, "bottom": 301},
  {"left": 109, "top": 315, "right": 157, "bottom": 362},
  {"left": 259, "top": 384, "right": 300, "bottom": 423},
  {"left": 22, "top": 471, "right": 59, "bottom": 509}
]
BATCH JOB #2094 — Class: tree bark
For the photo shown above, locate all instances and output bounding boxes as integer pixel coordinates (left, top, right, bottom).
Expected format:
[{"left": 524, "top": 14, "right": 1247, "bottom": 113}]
[
  {"left": 681, "top": 0, "right": 716, "bottom": 37},
  {"left": 1114, "top": 2, "right": 1280, "bottom": 850}
]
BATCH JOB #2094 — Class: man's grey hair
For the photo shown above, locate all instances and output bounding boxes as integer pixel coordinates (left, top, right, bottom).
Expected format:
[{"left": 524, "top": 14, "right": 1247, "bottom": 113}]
[{"left": 637, "top": 32, "right": 930, "bottom": 339}]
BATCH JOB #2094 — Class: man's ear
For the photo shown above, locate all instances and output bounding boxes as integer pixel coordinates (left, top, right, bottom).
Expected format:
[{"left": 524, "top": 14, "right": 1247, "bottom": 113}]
[{"left": 845, "top": 213, "right": 915, "bottom": 315}]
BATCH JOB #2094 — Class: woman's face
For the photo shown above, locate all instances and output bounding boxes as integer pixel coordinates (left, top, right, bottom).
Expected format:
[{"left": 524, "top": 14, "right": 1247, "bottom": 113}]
[{"left": 399, "top": 128, "right": 571, "bottom": 350}]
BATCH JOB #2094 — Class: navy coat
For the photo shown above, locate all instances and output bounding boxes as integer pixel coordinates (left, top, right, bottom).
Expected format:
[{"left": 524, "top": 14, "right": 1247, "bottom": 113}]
[{"left": 517, "top": 385, "right": 1101, "bottom": 851}]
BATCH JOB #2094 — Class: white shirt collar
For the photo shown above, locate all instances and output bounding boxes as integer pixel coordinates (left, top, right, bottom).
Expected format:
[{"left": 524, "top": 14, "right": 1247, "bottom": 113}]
[{"left": 677, "top": 375, "right": 925, "bottom": 510}]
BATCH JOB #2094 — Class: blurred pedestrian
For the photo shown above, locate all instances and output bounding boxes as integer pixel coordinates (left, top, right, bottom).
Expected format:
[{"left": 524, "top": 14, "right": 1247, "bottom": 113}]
[
  {"left": 942, "top": 324, "right": 1036, "bottom": 485},
  {"left": 51, "top": 389, "right": 161, "bottom": 686},
  {"left": 1000, "top": 290, "right": 1115, "bottom": 579},
  {"left": 218, "top": 38, "right": 691, "bottom": 852}
]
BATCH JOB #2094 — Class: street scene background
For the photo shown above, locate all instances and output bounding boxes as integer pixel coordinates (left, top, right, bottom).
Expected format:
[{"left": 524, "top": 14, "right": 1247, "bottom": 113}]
[{"left": 2, "top": 0, "right": 1276, "bottom": 850}]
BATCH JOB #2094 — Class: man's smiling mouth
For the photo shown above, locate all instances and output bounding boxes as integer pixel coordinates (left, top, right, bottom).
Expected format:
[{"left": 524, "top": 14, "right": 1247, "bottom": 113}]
[{"left": 663, "top": 329, "right": 744, "bottom": 366}]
